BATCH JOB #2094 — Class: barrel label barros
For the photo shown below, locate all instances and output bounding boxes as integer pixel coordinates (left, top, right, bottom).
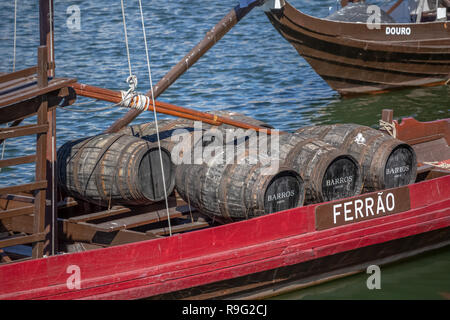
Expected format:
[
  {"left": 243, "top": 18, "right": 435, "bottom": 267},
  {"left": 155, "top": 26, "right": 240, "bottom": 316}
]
[
  {"left": 315, "top": 186, "right": 410, "bottom": 230},
  {"left": 267, "top": 190, "right": 296, "bottom": 202},
  {"left": 385, "top": 165, "right": 410, "bottom": 176},
  {"left": 325, "top": 175, "right": 353, "bottom": 187}
]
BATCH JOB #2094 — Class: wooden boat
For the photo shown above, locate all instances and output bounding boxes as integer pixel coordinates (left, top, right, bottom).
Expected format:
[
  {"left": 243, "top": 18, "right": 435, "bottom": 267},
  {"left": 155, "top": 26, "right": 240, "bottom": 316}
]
[
  {"left": 0, "top": 109, "right": 449, "bottom": 300},
  {"left": 0, "top": 0, "right": 449, "bottom": 301},
  {"left": 264, "top": 0, "right": 450, "bottom": 95}
]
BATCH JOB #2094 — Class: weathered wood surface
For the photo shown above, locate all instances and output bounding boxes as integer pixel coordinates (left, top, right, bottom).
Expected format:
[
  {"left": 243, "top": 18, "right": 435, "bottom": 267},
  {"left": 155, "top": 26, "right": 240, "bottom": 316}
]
[
  {"left": 0, "top": 87, "right": 76, "bottom": 125},
  {"left": 395, "top": 117, "right": 450, "bottom": 146},
  {"left": 0, "top": 77, "right": 76, "bottom": 109},
  {"left": 296, "top": 124, "right": 417, "bottom": 191},
  {"left": 175, "top": 148, "right": 305, "bottom": 221},
  {"left": 277, "top": 133, "right": 363, "bottom": 203},
  {"left": 265, "top": 1, "right": 450, "bottom": 95},
  {"left": 57, "top": 133, "right": 175, "bottom": 206}
]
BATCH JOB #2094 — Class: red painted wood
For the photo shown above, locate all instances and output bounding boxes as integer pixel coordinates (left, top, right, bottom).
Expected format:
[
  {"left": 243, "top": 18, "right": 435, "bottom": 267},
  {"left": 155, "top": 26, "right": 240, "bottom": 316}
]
[{"left": 0, "top": 175, "right": 449, "bottom": 299}]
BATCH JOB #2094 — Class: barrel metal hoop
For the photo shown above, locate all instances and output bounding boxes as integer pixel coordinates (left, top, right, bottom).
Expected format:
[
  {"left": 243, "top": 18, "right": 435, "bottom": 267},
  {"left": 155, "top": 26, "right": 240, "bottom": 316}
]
[
  {"left": 283, "top": 137, "right": 318, "bottom": 167},
  {"left": 115, "top": 139, "right": 143, "bottom": 202},
  {"left": 91, "top": 134, "right": 127, "bottom": 201},
  {"left": 241, "top": 162, "right": 262, "bottom": 219},
  {"left": 127, "top": 144, "right": 148, "bottom": 201},
  {"left": 71, "top": 136, "right": 100, "bottom": 197},
  {"left": 218, "top": 162, "right": 234, "bottom": 221}
]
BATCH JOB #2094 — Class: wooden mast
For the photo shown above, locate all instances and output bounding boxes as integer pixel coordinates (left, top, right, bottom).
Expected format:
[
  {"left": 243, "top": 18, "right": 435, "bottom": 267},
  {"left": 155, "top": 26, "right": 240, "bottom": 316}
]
[
  {"left": 39, "top": 0, "right": 56, "bottom": 256},
  {"left": 72, "top": 82, "right": 277, "bottom": 134},
  {"left": 105, "top": 1, "right": 264, "bottom": 133}
]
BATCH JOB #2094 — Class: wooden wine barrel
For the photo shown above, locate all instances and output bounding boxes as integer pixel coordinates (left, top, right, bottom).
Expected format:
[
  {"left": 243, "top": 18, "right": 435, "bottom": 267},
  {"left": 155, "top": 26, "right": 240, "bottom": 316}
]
[
  {"left": 120, "top": 119, "right": 223, "bottom": 165},
  {"left": 175, "top": 150, "right": 305, "bottom": 221},
  {"left": 275, "top": 133, "right": 363, "bottom": 203},
  {"left": 57, "top": 133, "right": 175, "bottom": 206},
  {"left": 295, "top": 124, "right": 417, "bottom": 191}
]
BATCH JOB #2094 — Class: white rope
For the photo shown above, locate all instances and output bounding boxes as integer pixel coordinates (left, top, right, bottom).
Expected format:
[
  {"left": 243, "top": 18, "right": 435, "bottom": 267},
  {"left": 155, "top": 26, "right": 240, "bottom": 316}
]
[
  {"left": 48, "top": 0, "right": 53, "bottom": 75},
  {"left": 379, "top": 119, "right": 397, "bottom": 138},
  {"left": 138, "top": 0, "right": 172, "bottom": 236},
  {"left": 48, "top": 0, "right": 55, "bottom": 256},
  {"left": 120, "top": 0, "right": 133, "bottom": 78},
  {"left": 12, "top": 0, "right": 17, "bottom": 72}
]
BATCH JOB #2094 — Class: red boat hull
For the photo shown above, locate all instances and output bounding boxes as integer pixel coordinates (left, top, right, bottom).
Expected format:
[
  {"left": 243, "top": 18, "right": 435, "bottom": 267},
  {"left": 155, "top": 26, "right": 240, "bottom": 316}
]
[{"left": 0, "top": 174, "right": 449, "bottom": 300}]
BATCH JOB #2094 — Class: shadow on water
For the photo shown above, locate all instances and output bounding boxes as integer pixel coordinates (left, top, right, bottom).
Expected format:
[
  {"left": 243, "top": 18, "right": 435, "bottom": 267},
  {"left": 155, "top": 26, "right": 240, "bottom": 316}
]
[
  {"left": 271, "top": 245, "right": 450, "bottom": 300},
  {"left": 288, "top": 85, "right": 450, "bottom": 130}
]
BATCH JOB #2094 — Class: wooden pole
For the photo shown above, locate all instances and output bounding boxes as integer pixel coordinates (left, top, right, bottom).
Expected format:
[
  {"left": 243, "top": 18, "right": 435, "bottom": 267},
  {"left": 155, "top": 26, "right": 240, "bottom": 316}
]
[
  {"left": 72, "top": 82, "right": 277, "bottom": 134},
  {"left": 33, "top": 46, "right": 48, "bottom": 259},
  {"left": 39, "top": 0, "right": 56, "bottom": 256},
  {"left": 105, "top": 1, "right": 263, "bottom": 133}
]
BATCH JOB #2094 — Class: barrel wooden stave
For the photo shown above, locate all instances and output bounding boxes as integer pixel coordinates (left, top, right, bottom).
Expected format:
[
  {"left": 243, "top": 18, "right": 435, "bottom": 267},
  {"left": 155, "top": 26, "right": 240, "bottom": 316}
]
[
  {"left": 175, "top": 149, "right": 305, "bottom": 221},
  {"left": 121, "top": 111, "right": 271, "bottom": 156},
  {"left": 57, "top": 133, "right": 174, "bottom": 206},
  {"left": 276, "top": 133, "right": 362, "bottom": 203}
]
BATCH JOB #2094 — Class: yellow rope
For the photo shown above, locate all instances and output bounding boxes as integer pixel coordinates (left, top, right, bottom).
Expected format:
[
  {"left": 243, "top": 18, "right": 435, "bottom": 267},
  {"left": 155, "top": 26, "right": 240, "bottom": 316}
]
[{"left": 379, "top": 119, "right": 397, "bottom": 138}]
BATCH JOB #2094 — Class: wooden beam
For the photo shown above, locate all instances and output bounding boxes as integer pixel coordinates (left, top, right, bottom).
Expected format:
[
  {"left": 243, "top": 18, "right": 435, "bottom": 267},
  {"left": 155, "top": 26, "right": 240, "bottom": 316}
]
[
  {"left": 72, "top": 82, "right": 276, "bottom": 134},
  {"left": 0, "top": 181, "right": 47, "bottom": 195},
  {"left": 32, "top": 93, "right": 48, "bottom": 259},
  {"left": 0, "top": 194, "right": 35, "bottom": 204},
  {"left": 0, "top": 206, "right": 34, "bottom": 220},
  {"left": 0, "top": 124, "right": 48, "bottom": 140},
  {"left": 0, "top": 66, "right": 37, "bottom": 84},
  {"left": 0, "top": 77, "right": 76, "bottom": 108},
  {"left": 0, "top": 232, "right": 45, "bottom": 249},
  {"left": 149, "top": 221, "right": 209, "bottom": 236},
  {"left": 0, "top": 86, "right": 76, "bottom": 125},
  {"left": 37, "top": 46, "right": 48, "bottom": 88},
  {"left": 0, "top": 155, "right": 36, "bottom": 169},
  {"left": 93, "top": 206, "right": 192, "bottom": 232},
  {"left": 68, "top": 206, "right": 131, "bottom": 223},
  {"left": 60, "top": 219, "right": 157, "bottom": 246}
]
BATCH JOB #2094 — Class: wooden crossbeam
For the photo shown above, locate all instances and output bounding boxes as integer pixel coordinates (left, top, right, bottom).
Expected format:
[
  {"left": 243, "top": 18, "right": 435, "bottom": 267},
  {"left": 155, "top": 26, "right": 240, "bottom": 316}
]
[
  {"left": 0, "top": 155, "right": 36, "bottom": 169},
  {"left": 0, "top": 124, "right": 48, "bottom": 140},
  {"left": 0, "top": 232, "right": 45, "bottom": 249},
  {"left": 0, "top": 206, "right": 34, "bottom": 220},
  {"left": 0, "top": 181, "right": 47, "bottom": 195},
  {"left": 68, "top": 206, "right": 131, "bottom": 223},
  {"left": 0, "top": 77, "right": 76, "bottom": 108},
  {"left": 149, "top": 221, "right": 209, "bottom": 236},
  {"left": 93, "top": 205, "right": 192, "bottom": 232},
  {"left": 0, "top": 66, "right": 37, "bottom": 84}
]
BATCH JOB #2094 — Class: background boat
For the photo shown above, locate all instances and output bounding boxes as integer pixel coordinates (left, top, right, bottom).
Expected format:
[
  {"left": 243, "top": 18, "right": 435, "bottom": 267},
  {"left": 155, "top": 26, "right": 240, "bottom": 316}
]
[{"left": 265, "top": 0, "right": 450, "bottom": 95}]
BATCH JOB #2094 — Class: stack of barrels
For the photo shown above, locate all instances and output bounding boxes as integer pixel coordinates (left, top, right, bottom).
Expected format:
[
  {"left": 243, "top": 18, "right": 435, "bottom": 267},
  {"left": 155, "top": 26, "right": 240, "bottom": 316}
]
[
  {"left": 56, "top": 111, "right": 417, "bottom": 223},
  {"left": 295, "top": 123, "right": 417, "bottom": 192},
  {"left": 57, "top": 133, "right": 174, "bottom": 206}
]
